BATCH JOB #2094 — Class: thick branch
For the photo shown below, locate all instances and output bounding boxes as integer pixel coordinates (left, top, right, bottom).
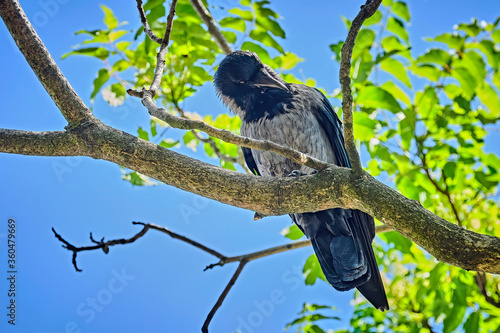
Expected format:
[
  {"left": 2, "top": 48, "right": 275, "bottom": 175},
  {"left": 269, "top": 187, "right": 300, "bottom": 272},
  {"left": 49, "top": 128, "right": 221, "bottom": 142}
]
[
  {"left": 340, "top": 0, "right": 383, "bottom": 176},
  {"left": 189, "top": 0, "right": 233, "bottom": 55},
  {"left": 4, "top": 119, "right": 500, "bottom": 274},
  {"left": 0, "top": 129, "right": 88, "bottom": 156},
  {"left": 0, "top": 0, "right": 93, "bottom": 126}
]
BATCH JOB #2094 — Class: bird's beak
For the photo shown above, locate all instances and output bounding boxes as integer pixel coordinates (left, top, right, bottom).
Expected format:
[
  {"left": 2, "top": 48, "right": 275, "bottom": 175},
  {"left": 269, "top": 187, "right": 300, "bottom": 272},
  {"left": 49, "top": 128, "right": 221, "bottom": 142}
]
[{"left": 250, "top": 68, "right": 289, "bottom": 92}]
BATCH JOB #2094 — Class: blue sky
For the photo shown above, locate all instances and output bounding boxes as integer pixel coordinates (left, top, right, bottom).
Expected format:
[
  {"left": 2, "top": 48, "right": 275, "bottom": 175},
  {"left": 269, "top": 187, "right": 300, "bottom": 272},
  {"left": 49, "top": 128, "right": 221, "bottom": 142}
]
[{"left": 1, "top": 1, "right": 500, "bottom": 332}]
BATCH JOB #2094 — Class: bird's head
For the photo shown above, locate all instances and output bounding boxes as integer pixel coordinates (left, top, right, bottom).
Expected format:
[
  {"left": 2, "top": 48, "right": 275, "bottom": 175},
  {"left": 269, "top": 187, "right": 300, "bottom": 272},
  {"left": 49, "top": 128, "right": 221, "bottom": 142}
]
[{"left": 213, "top": 51, "right": 289, "bottom": 116}]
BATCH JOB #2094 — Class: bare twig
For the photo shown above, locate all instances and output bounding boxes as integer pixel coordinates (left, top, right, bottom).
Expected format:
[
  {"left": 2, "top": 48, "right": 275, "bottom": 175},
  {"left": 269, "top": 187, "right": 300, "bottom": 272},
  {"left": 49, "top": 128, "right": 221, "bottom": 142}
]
[
  {"left": 53, "top": 219, "right": 392, "bottom": 331},
  {"left": 135, "top": 0, "right": 162, "bottom": 44},
  {"left": 339, "top": 0, "right": 383, "bottom": 176},
  {"left": 474, "top": 272, "right": 500, "bottom": 308},
  {"left": 189, "top": 0, "right": 233, "bottom": 55},
  {"left": 133, "top": 222, "right": 226, "bottom": 260},
  {"left": 204, "top": 224, "right": 392, "bottom": 270},
  {"left": 202, "top": 260, "right": 246, "bottom": 333},
  {"left": 141, "top": 96, "right": 331, "bottom": 171},
  {"left": 51, "top": 225, "right": 149, "bottom": 272},
  {"left": 150, "top": 0, "right": 178, "bottom": 96}
]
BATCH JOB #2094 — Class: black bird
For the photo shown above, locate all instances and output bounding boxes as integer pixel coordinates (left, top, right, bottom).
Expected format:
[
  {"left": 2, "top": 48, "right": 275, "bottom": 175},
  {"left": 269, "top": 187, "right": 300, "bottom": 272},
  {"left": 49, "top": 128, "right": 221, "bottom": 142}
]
[{"left": 213, "top": 51, "right": 389, "bottom": 311}]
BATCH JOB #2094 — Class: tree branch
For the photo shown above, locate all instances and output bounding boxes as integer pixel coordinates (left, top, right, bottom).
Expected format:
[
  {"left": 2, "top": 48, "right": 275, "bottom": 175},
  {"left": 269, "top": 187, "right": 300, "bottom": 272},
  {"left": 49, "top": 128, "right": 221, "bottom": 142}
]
[
  {"left": 189, "top": 0, "right": 233, "bottom": 55},
  {"left": 202, "top": 260, "right": 246, "bottom": 333},
  {"left": 140, "top": 96, "right": 331, "bottom": 171},
  {"left": 53, "top": 220, "right": 393, "bottom": 331},
  {"left": 0, "top": 129, "right": 87, "bottom": 156},
  {"left": 149, "top": 0, "right": 178, "bottom": 96},
  {"left": 2, "top": 0, "right": 499, "bottom": 277},
  {"left": 0, "top": 0, "right": 94, "bottom": 126},
  {"left": 51, "top": 225, "right": 150, "bottom": 272},
  {"left": 135, "top": 0, "right": 163, "bottom": 44},
  {"left": 340, "top": 0, "right": 383, "bottom": 176}
]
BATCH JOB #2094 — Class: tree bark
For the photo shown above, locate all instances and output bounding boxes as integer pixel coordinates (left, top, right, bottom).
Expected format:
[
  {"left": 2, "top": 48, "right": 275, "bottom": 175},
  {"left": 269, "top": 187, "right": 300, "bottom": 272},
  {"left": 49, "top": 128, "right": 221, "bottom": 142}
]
[{"left": 0, "top": 0, "right": 499, "bottom": 274}]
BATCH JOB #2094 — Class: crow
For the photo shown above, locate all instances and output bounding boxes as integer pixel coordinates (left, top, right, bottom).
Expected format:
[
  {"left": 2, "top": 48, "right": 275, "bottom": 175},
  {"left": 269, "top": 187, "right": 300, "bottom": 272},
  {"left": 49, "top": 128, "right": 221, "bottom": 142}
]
[{"left": 213, "top": 50, "right": 389, "bottom": 311}]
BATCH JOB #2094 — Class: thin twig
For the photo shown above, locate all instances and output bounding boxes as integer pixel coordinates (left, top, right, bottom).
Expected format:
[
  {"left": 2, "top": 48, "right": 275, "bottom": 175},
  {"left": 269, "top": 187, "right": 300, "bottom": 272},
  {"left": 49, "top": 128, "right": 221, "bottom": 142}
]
[
  {"left": 149, "top": 0, "right": 178, "bottom": 96},
  {"left": 141, "top": 95, "right": 331, "bottom": 171},
  {"left": 133, "top": 222, "right": 226, "bottom": 260},
  {"left": 189, "top": 0, "right": 233, "bottom": 55},
  {"left": 339, "top": 0, "right": 383, "bottom": 177},
  {"left": 135, "top": 0, "right": 162, "bottom": 44},
  {"left": 474, "top": 272, "right": 500, "bottom": 308},
  {"left": 204, "top": 224, "right": 392, "bottom": 270},
  {"left": 51, "top": 225, "right": 149, "bottom": 272},
  {"left": 202, "top": 260, "right": 247, "bottom": 333}
]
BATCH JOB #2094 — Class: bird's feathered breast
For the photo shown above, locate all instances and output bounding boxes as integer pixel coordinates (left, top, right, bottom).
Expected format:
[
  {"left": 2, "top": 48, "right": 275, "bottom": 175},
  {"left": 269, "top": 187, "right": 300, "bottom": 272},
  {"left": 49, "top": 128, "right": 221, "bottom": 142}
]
[{"left": 241, "top": 84, "right": 338, "bottom": 176}]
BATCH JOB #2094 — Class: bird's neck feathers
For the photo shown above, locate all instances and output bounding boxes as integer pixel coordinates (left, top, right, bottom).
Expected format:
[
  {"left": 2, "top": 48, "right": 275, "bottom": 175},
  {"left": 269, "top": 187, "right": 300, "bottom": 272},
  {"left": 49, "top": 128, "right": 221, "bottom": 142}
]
[{"left": 220, "top": 87, "right": 293, "bottom": 123}]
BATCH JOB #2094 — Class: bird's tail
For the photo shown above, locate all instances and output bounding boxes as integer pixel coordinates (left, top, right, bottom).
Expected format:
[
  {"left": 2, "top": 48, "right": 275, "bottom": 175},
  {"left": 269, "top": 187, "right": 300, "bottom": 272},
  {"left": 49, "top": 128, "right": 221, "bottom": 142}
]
[{"left": 297, "top": 209, "right": 389, "bottom": 311}]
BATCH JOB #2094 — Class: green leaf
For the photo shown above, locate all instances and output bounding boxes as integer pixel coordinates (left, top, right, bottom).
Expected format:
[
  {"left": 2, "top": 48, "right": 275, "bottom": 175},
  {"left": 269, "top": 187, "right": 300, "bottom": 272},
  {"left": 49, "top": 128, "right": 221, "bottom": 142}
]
[
  {"left": 91, "top": 68, "right": 110, "bottom": 102},
  {"left": 415, "top": 87, "right": 438, "bottom": 118},
  {"left": 303, "top": 254, "right": 326, "bottom": 285},
  {"left": 430, "top": 32, "right": 465, "bottom": 50},
  {"left": 249, "top": 29, "right": 284, "bottom": 53},
  {"left": 183, "top": 131, "right": 199, "bottom": 151},
  {"left": 455, "top": 51, "right": 486, "bottom": 82},
  {"left": 477, "top": 83, "right": 500, "bottom": 116},
  {"left": 115, "top": 41, "right": 131, "bottom": 51},
  {"left": 255, "top": 16, "right": 285, "bottom": 38},
  {"left": 159, "top": 139, "right": 180, "bottom": 149},
  {"left": 112, "top": 59, "right": 130, "bottom": 72},
  {"left": 241, "top": 41, "right": 271, "bottom": 64},
  {"left": 273, "top": 52, "right": 303, "bottom": 70},
  {"left": 100, "top": 5, "right": 118, "bottom": 30},
  {"left": 102, "top": 83, "right": 126, "bottom": 106},
  {"left": 443, "top": 161, "right": 457, "bottom": 178},
  {"left": 451, "top": 67, "right": 477, "bottom": 99},
  {"left": 355, "top": 29, "right": 376, "bottom": 51},
  {"left": 380, "top": 58, "right": 412, "bottom": 87},
  {"left": 381, "top": 231, "right": 413, "bottom": 254},
  {"left": 410, "top": 64, "right": 441, "bottom": 82},
  {"left": 219, "top": 16, "right": 246, "bottom": 32},
  {"left": 353, "top": 112, "right": 377, "bottom": 141},
  {"left": 381, "top": 81, "right": 412, "bottom": 107},
  {"left": 137, "top": 127, "right": 149, "bottom": 141},
  {"left": 392, "top": 1, "right": 410, "bottom": 22},
  {"left": 492, "top": 29, "right": 500, "bottom": 44},
  {"left": 416, "top": 48, "right": 451, "bottom": 68},
  {"left": 228, "top": 8, "right": 253, "bottom": 21},
  {"left": 363, "top": 10, "right": 382, "bottom": 26},
  {"left": 464, "top": 312, "right": 480, "bottom": 333},
  {"left": 387, "top": 17, "right": 409, "bottom": 44},
  {"left": 221, "top": 31, "right": 237, "bottom": 44},
  {"left": 457, "top": 20, "right": 481, "bottom": 37},
  {"left": 109, "top": 30, "right": 128, "bottom": 42},
  {"left": 61, "top": 47, "right": 110, "bottom": 60},
  {"left": 280, "top": 224, "right": 304, "bottom": 240},
  {"left": 356, "top": 86, "right": 402, "bottom": 113}
]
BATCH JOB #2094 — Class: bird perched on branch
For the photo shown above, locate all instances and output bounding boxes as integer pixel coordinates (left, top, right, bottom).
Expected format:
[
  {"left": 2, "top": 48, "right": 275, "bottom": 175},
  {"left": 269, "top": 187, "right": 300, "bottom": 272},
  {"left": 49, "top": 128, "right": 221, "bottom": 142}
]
[{"left": 213, "top": 50, "right": 389, "bottom": 311}]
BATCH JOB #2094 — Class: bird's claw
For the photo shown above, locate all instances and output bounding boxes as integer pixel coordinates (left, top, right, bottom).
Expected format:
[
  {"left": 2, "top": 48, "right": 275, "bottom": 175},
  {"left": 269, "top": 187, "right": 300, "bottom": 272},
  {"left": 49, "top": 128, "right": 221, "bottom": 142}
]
[{"left": 287, "top": 170, "right": 308, "bottom": 177}]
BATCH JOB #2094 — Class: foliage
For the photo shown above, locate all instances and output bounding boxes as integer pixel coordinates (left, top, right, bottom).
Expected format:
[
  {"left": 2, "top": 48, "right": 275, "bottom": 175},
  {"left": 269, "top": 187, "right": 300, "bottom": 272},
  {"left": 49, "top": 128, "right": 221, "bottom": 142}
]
[{"left": 65, "top": 0, "right": 500, "bottom": 332}]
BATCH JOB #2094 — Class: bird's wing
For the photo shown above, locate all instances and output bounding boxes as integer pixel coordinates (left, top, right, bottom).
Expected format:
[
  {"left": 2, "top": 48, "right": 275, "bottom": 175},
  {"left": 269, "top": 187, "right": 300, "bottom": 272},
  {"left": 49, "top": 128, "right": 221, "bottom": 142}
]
[
  {"left": 242, "top": 147, "right": 261, "bottom": 176},
  {"left": 308, "top": 89, "right": 388, "bottom": 310},
  {"left": 312, "top": 88, "right": 351, "bottom": 168}
]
